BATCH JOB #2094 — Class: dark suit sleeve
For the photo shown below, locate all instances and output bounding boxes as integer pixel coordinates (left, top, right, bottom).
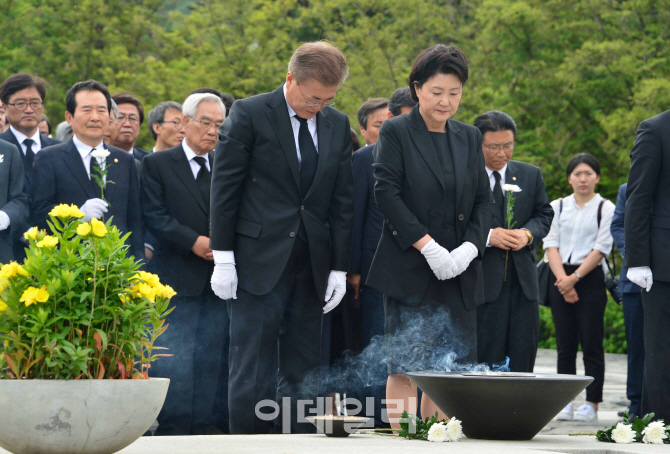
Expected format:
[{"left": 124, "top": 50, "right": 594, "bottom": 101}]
[
  {"left": 348, "top": 149, "right": 368, "bottom": 274},
  {"left": 461, "top": 130, "right": 495, "bottom": 256},
  {"left": 30, "top": 150, "right": 58, "bottom": 229},
  {"left": 125, "top": 156, "right": 144, "bottom": 261},
  {"left": 611, "top": 184, "right": 626, "bottom": 257},
  {"left": 625, "top": 119, "right": 660, "bottom": 268},
  {"left": 140, "top": 156, "right": 199, "bottom": 255},
  {"left": 519, "top": 167, "right": 553, "bottom": 247},
  {"left": 1, "top": 145, "right": 29, "bottom": 239},
  {"left": 328, "top": 117, "right": 354, "bottom": 272},
  {"left": 373, "top": 122, "right": 430, "bottom": 250},
  {"left": 210, "top": 99, "right": 254, "bottom": 251}
]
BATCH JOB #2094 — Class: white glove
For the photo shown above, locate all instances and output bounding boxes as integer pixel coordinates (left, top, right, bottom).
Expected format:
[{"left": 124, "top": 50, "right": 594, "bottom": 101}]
[
  {"left": 80, "top": 198, "right": 109, "bottom": 222},
  {"left": 449, "top": 242, "right": 478, "bottom": 277},
  {"left": 211, "top": 263, "right": 238, "bottom": 300},
  {"left": 627, "top": 266, "right": 653, "bottom": 292},
  {"left": 323, "top": 270, "right": 347, "bottom": 314},
  {"left": 0, "top": 211, "right": 9, "bottom": 231},
  {"left": 420, "top": 239, "right": 458, "bottom": 280}
]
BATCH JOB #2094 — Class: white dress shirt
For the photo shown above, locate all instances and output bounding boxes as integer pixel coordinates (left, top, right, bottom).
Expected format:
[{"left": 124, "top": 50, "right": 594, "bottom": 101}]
[
  {"left": 485, "top": 164, "right": 508, "bottom": 247},
  {"left": 10, "top": 125, "right": 42, "bottom": 155},
  {"left": 182, "top": 139, "right": 211, "bottom": 179},
  {"left": 283, "top": 83, "right": 318, "bottom": 166},
  {"left": 542, "top": 193, "right": 615, "bottom": 265},
  {"left": 73, "top": 135, "right": 105, "bottom": 178}
]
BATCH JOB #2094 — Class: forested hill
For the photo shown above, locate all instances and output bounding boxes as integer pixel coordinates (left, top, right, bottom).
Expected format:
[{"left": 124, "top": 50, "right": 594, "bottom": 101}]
[{"left": 2, "top": 0, "right": 668, "bottom": 201}]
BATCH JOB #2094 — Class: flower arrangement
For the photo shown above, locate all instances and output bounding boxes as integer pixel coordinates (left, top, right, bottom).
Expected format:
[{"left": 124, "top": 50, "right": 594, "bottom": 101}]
[
  {"left": 501, "top": 183, "right": 522, "bottom": 280},
  {"left": 0, "top": 204, "right": 174, "bottom": 380},
  {"left": 597, "top": 412, "right": 669, "bottom": 444},
  {"left": 398, "top": 411, "right": 464, "bottom": 442}
]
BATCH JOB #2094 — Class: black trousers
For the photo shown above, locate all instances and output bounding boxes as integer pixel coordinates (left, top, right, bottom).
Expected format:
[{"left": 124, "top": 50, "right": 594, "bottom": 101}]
[
  {"left": 227, "top": 237, "right": 323, "bottom": 434},
  {"left": 477, "top": 262, "right": 540, "bottom": 372},
  {"left": 622, "top": 291, "right": 644, "bottom": 416},
  {"left": 641, "top": 280, "right": 670, "bottom": 422},
  {"left": 549, "top": 265, "right": 607, "bottom": 403},
  {"left": 151, "top": 286, "right": 230, "bottom": 435}
]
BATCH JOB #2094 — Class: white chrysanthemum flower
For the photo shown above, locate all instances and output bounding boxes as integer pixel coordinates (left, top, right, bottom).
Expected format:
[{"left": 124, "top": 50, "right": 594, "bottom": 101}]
[
  {"left": 642, "top": 421, "right": 667, "bottom": 444},
  {"left": 611, "top": 422, "right": 635, "bottom": 444},
  {"left": 427, "top": 422, "right": 448, "bottom": 442},
  {"left": 446, "top": 418, "right": 464, "bottom": 441},
  {"left": 501, "top": 184, "right": 522, "bottom": 193},
  {"left": 91, "top": 148, "right": 111, "bottom": 159}
]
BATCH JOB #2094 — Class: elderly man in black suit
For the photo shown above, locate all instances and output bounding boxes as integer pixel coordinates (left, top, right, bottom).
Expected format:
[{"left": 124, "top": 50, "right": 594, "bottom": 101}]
[
  {"left": 30, "top": 80, "right": 144, "bottom": 261},
  {"left": 141, "top": 93, "right": 228, "bottom": 435},
  {"left": 0, "top": 139, "right": 29, "bottom": 264},
  {"left": 210, "top": 41, "right": 354, "bottom": 434},
  {"left": 111, "top": 92, "right": 149, "bottom": 162},
  {"left": 0, "top": 73, "right": 60, "bottom": 260},
  {"left": 474, "top": 111, "right": 553, "bottom": 373},
  {"left": 625, "top": 109, "right": 670, "bottom": 422}
]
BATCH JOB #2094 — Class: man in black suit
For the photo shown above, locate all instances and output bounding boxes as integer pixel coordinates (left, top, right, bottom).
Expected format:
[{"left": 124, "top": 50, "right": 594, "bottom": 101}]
[
  {"left": 0, "top": 139, "right": 29, "bottom": 264},
  {"left": 111, "top": 92, "right": 149, "bottom": 162},
  {"left": 474, "top": 111, "right": 553, "bottom": 373},
  {"left": 625, "top": 109, "right": 670, "bottom": 422},
  {"left": 0, "top": 73, "right": 59, "bottom": 260},
  {"left": 210, "top": 41, "right": 354, "bottom": 434},
  {"left": 141, "top": 93, "right": 228, "bottom": 435},
  {"left": 31, "top": 80, "right": 144, "bottom": 261}
]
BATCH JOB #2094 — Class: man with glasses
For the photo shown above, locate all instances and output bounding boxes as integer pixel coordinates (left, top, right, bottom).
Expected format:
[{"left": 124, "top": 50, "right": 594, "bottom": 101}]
[
  {"left": 111, "top": 92, "right": 149, "bottom": 162},
  {"left": 210, "top": 41, "right": 354, "bottom": 434},
  {"left": 474, "top": 110, "right": 553, "bottom": 373},
  {"left": 147, "top": 101, "right": 186, "bottom": 152},
  {"left": 0, "top": 73, "right": 60, "bottom": 260}
]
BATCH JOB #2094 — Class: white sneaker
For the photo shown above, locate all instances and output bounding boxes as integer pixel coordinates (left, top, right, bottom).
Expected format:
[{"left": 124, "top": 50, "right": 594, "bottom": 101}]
[
  {"left": 556, "top": 402, "right": 573, "bottom": 421},
  {"left": 573, "top": 403, "right": 598, "bottom": 422}
]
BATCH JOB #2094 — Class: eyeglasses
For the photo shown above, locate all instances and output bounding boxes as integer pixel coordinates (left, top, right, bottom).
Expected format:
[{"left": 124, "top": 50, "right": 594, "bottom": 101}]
[
  {"left": 160, "top": 119, "right": 184, "bottom": 128},
  {"left": 483, "top": 142, "right": 514, "bottom": 152},
  {"left": 117, "top": 114, "right": 140, "bottom": 125},
  {"left": 297, "top": 84, "right": 336, "bottom": 108},
  {"left": 188, "top": 117, "right": 223, "bottom": 130},
  {"left": 7, "top": 100, "right": 43, "bottom": 111}
]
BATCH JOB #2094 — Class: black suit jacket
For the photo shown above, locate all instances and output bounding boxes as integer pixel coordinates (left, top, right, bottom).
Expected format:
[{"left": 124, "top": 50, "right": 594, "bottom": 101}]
[
  {"left": 350, "top": 144, "right": 383, "bottom": 283},
  {"left": 141, "top": 144, "right": 213, "bottom": 296},
  {"left": 133, "top": 147, "right": 150, "bottom": 162},
  {"left": 625, "top": 109, "right": 670, "bottom": 281},
  {"left": 210, "top": 85, "right": 354, "bottom": 299},
  {"left": 0, "top": 129, "right": 59, "bottom": 198},
  {"left": 0, "top": 139, "right": 29, "bottom": 263},
  {"left": 30, "top": 138, "right": 144, "bottom": 260},
  {"left": 366, "top": 106, "right": 495, "bottom": 310},
  {"left": 482, "top": 160, "right": 553, "bottom": 302}
]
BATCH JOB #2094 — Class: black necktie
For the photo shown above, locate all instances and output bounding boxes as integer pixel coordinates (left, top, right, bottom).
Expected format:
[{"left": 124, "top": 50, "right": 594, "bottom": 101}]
[
  {"left": 295, "top": 115, "right": 318, "bottom": 198},
  {"left": 493, "top": 171, "right": 505, "bottom": 220},
  {"left": 90, "top": 148, "right": 103, "bottom": 195},
  {"left": 24, "top": 138, "right": 35, "bottom": 170},
  {"left": 193, "top": 156, "right": 211, "bottom": 209}
]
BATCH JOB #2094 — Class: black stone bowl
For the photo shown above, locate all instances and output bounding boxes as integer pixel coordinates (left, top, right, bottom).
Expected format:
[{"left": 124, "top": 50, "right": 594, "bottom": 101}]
[
  {"left": 406, "top": 371, "right": 593, "bottom": 440},
  {"left": 305, "top": 416, "right": 370, "bottom": 437}
]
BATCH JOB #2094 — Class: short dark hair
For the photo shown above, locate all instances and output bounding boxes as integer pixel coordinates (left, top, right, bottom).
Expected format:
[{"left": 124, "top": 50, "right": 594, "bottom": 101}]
[
  {"left": 408, "top": 45, "right": 468, "bottom": 102},
  {"left": 189, "top": 88, "right": 235, "bottom": 118},
  {"left": 41, "top": 114, "right": 52, "bottom": 135},
  {"left": 388, "top": 87, "right": 417, "bottom": 117},
  {"left": 0, "top": 73, "right": 47, "bottom": 104},
  {"left": 566, "top": 153, "right": 601, "bottom": 178},
  {"left": 288, "top": 41, "right": 349, "bottom": 87},
  {"left": 147, "top": 101, "right": 182, "bottom": 140},
  {"left": 357, "top": 98, "right": 389, "bottom": 129},
  {"left": 112, "top": 92, "right": 145, "bottom": 124},
  {"left": 65, "top": 80, "right": 112, "bottom": 116},
  {"left": 474, "top": 110, "right": 518, "bottom": 138}
]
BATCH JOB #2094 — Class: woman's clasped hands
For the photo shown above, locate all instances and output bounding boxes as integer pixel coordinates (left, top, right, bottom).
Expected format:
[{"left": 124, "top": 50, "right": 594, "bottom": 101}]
[{"left": 420, "top": 239, "right": 477, "bottom": 280}]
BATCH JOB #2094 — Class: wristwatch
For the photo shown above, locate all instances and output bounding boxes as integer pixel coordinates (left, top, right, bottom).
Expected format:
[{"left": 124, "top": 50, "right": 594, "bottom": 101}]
[
  {"left": 575, "top": 272, "right": 582, "bottom": 280},
  {"left": 523, "top": 229, "right": 533, "bottom": 244}
]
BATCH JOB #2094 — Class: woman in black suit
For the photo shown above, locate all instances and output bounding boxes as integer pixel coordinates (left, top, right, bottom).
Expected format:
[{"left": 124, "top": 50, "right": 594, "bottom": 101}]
[{"left": 366, "top": 45, "right": 493, "bottom": 427}]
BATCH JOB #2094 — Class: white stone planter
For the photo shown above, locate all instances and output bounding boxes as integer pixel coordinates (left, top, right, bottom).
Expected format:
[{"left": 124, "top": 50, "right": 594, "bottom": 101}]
[{"left": 0, "top": 378, "right": 169, "bottom": 454}]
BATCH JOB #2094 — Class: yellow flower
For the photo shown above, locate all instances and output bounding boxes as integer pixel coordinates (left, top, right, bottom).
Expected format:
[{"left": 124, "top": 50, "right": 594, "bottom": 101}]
[
  {"left": 0, "top": 299, "right": 7, "bottom": 312},
  {"left": 24, "top": 227, "right": 39, "bottom": 241},
  {"left": 36, "top": 235, "right": 59, "bottom": 248},
  {"left": 90, "top": 218, "right": 107, "bottom": 237},
  {"left": 20, "top": 285, "right": 49, "bottom": 307},
  {"left": 77, "top": 222, "right": 91, "bottom": 236},
  {"left": 132, "top": 271, "right": 161, "bottom": 288},
  {"left": 156, "top": 284, "right": 177, "bottom": 299},
  {"left": 35, "top": 285, "right": 49, "bottom": 303},
  {"left": 137, "top": 283, "right": 156, "bottom": 301},
  {"left": 49, "top": 204, "right": 85, "bottom": 219},
  {"left": 0, "top": 262, "right": 29, "bottom": 278}
]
